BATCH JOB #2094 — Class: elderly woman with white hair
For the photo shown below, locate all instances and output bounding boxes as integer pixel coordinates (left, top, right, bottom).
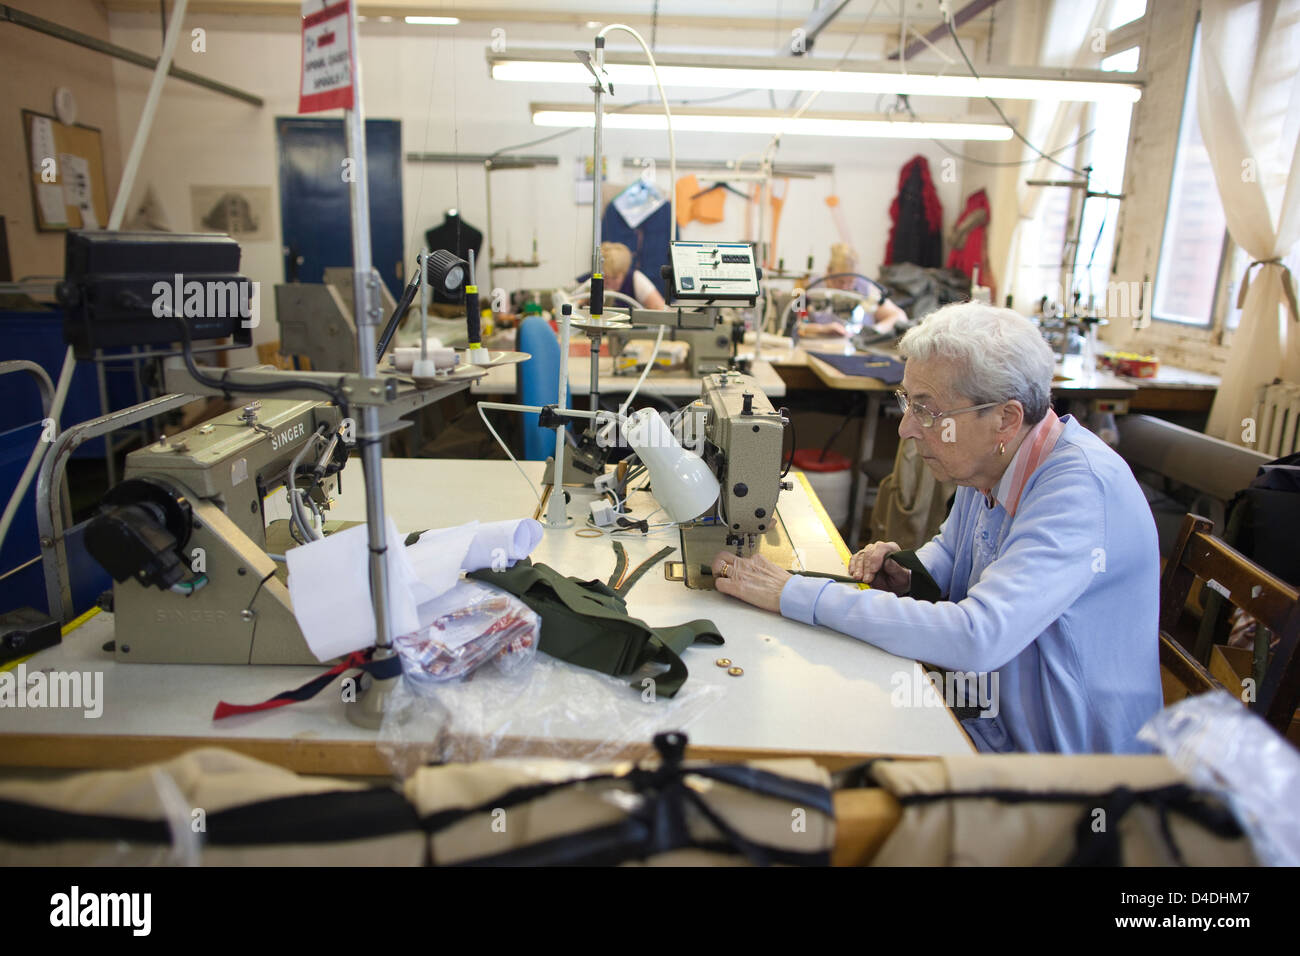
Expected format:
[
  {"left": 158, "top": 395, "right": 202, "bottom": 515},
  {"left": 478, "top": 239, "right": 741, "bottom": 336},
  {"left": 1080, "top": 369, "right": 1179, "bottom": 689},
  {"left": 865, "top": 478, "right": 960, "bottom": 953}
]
[{"left": 711, "top": 302, "right": 1163, "bottom": 754}]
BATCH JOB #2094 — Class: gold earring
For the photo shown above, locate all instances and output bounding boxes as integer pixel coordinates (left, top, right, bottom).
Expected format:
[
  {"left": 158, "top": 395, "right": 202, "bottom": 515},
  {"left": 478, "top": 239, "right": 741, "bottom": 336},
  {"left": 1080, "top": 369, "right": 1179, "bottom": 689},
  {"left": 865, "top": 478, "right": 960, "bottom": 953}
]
[{"left": 997, "top": 441, "right": 1006, "bottom": 456}]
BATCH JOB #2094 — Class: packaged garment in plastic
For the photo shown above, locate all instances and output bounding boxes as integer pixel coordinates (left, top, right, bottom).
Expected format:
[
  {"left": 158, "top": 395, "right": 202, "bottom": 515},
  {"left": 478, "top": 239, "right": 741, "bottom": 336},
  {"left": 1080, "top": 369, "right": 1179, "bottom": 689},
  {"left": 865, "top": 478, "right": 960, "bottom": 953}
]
[
  {"left": 1139, "top": 691, "right": 1300, "bottom": 866},
  {"left": 394, "top": 578, "right": 539, "bottom": 686}
]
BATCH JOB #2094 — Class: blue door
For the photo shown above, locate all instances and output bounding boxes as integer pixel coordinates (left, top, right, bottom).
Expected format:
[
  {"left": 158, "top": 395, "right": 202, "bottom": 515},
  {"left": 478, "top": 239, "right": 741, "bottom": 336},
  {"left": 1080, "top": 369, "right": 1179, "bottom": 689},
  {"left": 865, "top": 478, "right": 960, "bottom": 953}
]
[{"left": 276, "top": 117, "right": 405, "bottom": 298}]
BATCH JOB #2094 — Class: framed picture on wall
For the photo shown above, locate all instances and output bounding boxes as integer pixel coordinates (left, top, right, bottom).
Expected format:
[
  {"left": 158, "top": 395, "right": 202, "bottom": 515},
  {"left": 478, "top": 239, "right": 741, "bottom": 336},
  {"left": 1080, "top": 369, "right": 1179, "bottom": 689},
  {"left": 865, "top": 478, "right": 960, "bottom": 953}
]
[{"left": 22, "top": 109, "right": 110, "bottom": 232}]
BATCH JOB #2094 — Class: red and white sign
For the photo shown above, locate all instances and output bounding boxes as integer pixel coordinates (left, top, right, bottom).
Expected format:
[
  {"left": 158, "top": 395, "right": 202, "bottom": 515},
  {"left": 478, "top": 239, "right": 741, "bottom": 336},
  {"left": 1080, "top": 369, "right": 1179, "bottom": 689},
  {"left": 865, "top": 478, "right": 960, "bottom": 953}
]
[{"left": 298, "top": 0, "right": 354, "bottom": 113}]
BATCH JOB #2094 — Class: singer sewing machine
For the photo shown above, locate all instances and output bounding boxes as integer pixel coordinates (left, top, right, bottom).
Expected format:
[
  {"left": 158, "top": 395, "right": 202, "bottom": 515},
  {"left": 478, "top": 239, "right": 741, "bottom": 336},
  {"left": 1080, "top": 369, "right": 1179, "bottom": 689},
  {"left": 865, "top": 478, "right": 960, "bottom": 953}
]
[
  {"left": 84, "top": 399, "right": 347, "bottom": 665},
  {"left": 668, "top": 369, "right": 795, "bottom": 590},
  {"left": 50, "top": 230, "right": 525, "bottom": 669}
]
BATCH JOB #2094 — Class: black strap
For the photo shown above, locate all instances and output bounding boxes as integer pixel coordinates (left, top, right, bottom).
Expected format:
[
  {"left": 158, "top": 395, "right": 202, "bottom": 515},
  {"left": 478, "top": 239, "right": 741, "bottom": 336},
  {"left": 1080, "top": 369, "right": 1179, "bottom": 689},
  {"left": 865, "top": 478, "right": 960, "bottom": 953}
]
[
  {"left": 0, "top": 787, "right": 420, "bottom": 848},
  {"left": 422, "top": 732, "right": 833, "bottom": 866},
  {"left": 895, "top": 783, "right": 1243, "bottom": 866},
  {"left": 888, "top": 549, "right": 942, "bottom": 602},
  {"left": 791, "top": 549, "right": 941, "bottom": 602}
]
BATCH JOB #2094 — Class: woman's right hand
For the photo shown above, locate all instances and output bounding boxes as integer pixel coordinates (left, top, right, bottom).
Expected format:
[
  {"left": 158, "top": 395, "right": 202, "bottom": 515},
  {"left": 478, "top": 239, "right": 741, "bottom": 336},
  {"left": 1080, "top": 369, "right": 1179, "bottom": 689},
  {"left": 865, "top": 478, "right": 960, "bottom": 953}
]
[{"left": 848, "top": 540, "right": 911, "bottom": 595}]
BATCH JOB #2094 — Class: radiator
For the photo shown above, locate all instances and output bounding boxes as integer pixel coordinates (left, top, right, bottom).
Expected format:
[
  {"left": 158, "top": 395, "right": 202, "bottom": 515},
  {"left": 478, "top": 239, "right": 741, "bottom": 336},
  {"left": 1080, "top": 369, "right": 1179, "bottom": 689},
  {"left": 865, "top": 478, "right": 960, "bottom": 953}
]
[{"left": 1254, "top": 381, "right": 1300, "bottom": 457}]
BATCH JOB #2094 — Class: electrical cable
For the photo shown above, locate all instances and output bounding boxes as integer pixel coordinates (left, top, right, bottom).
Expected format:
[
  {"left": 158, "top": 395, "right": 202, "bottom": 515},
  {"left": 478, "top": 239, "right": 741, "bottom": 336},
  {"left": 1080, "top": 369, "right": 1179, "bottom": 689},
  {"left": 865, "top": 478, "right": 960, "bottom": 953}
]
[
  {"left": 930, "top": 126, "right": 1096, "bottom": 167},
  {"left": 597, "top": 24, "right": 677, "bottom": 228},
  {"left": 169, "top": 315, "right": 351, "bottom": 418},
  {"left": 755, "top": 0, "right": 883, "bottom": 156},
  {"left": 942, "top": 16, "right": 1087, "bottom": 178},
  {"left": 288, "top": 424, "right": 329, "bottom": 543},
  {"left": 890, "top": 93, "right": 1097, "bottom": 168},
  {"left": 477, "top": 403, "right": 543, "bottom": 505},
  {"left": 780, "top": 407, "right": 796, "bottom": 478},
  {"left": 619, "top": 323, "right": 666, "bottom": 418}
]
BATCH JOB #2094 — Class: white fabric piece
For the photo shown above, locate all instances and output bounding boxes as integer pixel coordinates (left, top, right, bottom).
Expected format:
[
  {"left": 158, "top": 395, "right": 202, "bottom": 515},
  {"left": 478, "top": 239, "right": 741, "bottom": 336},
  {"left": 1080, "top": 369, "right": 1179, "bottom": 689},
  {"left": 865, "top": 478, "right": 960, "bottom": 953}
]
[
  {"left": 288, "top": 518, "right": 544, "bottom": 660},
  {"left": 286, "top": 517, "right": 419, "bottom": 662},
  {"left": 1199, "top": 0, "right": 1300, "bottom": 443},
  {"left": 461, "top": 518, "right": 544, "bottom": 572}
]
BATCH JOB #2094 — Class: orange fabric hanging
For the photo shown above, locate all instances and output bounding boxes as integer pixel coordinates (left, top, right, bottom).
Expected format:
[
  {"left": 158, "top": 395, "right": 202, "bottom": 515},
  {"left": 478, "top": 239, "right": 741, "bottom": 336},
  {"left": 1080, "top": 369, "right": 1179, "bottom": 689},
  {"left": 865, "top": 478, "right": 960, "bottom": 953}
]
[
  {"left": 766, "top": 177, "right": 789, "bottom": 269},
  {"left": 674, "top": 175, "right": 699, "bottom": 227},
  {"left": 693, "top": 186, "right": 727, "bottom": 224}
]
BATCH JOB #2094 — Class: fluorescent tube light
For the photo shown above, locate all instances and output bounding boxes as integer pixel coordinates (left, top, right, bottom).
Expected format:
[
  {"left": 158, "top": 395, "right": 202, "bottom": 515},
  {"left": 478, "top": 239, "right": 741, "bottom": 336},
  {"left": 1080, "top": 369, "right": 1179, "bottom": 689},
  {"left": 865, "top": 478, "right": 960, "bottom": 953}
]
[
  {"left": 491, "top": 52, "right": 1143, "bottom": 105},
  {"left": 406, "top": 16, "right": 460, "bottom": 25},
  {"left": 531, "top": 104, "right": 1014, "bottom": 141}
]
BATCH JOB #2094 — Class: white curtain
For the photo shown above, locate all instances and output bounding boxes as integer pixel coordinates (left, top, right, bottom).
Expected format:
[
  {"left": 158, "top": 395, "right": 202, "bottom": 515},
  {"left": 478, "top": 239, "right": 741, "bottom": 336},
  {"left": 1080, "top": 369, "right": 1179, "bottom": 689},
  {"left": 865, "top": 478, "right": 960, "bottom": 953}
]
[{"left": 1200, "top": 0, "right": 1300, "bottom": 444}]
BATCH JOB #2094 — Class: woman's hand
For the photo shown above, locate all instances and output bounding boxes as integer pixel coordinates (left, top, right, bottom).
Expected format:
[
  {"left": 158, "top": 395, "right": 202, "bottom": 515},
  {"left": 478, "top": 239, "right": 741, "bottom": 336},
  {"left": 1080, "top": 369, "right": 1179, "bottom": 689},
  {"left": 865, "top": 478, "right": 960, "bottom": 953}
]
[
  {"left": 710, "top": 551, "right": 790, "bottom": 613},
  {"left": 848, "top": 540, "right": 912, "bottom": 595},
  {"left": 799, "top": 320, "right": 848, "bottom": 337}
]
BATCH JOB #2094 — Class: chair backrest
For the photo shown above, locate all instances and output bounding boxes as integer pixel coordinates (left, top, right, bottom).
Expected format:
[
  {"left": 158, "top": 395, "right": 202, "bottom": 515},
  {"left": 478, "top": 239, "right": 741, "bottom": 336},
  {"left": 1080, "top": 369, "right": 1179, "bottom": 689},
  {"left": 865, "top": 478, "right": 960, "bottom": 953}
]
[
  {"left": 516, "top": 315, "right": 571, "bottom": 461},
  {"left": 1159, "top": 512, "right": 1300, "bottom": 733}
]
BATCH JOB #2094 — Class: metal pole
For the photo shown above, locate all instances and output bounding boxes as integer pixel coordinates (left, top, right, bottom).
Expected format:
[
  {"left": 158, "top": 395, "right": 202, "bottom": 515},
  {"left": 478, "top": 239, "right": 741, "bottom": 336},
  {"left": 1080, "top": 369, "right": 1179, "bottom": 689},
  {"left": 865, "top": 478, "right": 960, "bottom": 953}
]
[
  {"left": 546, "top": 305, "right": 574, "bottom": 527},
  {"left": 589, "top": 333, "right": 601, "bottom": 414},
  {"left": 419, "top": 247, "right": 429, "bottom": 362},
  {"left": 483, "top": 161, "right": 494, "bottom": 304},
  {"left": 342, "top": 3, "right": 396, "bottom": 728},
  {"left": 590, "top": 37, "right": 606, "bottom": 295}
]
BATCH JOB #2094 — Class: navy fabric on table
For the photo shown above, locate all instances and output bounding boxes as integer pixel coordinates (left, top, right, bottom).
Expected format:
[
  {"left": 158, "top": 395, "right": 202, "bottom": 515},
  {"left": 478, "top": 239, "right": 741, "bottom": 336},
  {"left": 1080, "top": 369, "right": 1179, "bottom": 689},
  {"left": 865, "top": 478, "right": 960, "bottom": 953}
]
[{"left": 811, "top": 353, "right": 905, "bottom": 385}]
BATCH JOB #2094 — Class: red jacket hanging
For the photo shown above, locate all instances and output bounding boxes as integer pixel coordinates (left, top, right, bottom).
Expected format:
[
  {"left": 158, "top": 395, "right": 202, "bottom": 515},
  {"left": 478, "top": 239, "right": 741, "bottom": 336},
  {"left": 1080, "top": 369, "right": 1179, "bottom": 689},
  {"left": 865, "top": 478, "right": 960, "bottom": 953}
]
[
  {"left": 947, "top": 188, "right": 995, "bottom": 300},
  {"left": 885, "top": 155, "right": 944, "bottom": 268}
]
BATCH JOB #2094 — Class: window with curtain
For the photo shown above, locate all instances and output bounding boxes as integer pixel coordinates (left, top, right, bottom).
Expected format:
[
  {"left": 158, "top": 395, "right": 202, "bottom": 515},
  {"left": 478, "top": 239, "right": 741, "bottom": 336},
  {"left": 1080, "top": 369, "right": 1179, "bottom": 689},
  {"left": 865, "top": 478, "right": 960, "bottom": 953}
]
[
  {"left": 1010, "top": 30, "right": 1140, "bottom": 312},
  {"left": 1076, "top": 45, "right": 1139, "bottom": 308},
  {"left": 1153, "top": 13, "right": 1299, "bottom": 331},
  {"left": 1224, "top": 244, "right": 1300, "bottom": 330},
  {"left": 1151, "top": 23, "right": 1226, "bottom": 327}
]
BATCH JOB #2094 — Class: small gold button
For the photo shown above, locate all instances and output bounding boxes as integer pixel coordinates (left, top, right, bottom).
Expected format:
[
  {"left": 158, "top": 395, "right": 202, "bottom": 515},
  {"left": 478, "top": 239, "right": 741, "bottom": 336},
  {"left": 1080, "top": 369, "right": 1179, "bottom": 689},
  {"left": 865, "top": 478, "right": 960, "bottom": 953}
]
[
  {"left": 715, "top": 658, "right": 732, "bottom": 667},
  {"left": 727, "top": 666, "right": 744, "bottom": 677}
]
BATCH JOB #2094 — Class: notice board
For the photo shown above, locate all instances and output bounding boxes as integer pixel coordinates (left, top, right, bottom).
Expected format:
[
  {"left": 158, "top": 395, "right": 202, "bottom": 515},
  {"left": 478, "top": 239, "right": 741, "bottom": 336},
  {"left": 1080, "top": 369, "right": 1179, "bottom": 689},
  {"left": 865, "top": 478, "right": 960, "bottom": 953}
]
[{"left": 22, "top": 109, "right": 110, "bottom": 232}]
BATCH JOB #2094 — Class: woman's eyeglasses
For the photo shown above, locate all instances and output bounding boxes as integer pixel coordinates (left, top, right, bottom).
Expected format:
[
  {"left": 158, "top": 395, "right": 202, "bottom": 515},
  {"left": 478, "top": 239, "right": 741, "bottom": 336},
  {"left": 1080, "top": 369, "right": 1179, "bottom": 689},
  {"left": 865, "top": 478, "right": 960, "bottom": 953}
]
[{"left": 893, "top": 389, "right": 999, "bottom": 429}]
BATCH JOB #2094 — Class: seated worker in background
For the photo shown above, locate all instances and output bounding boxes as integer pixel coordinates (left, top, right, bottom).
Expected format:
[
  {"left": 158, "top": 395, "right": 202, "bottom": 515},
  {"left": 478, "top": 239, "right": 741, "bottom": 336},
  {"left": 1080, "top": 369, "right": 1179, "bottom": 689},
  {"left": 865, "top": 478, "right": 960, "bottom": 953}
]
[
  {"left": 598, "top": 241, "right": 667, "bottom": 311},
  {"left": 800, "top": 242, "right": 906, "bottom": 337},
  {"left": 710, "top": 303, "right": 1163, "bottom": 754}
]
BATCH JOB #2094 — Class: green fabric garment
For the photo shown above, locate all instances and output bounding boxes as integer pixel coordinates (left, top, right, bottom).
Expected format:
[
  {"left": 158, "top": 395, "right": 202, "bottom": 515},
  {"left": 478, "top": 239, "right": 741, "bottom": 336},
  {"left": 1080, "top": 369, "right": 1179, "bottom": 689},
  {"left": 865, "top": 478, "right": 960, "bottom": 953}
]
[
  {"left": 468, "top": 559, "right": 723, "bottom": 698},
  {"left": 791, "top": 549, "right": 942, "bottom": 603}
]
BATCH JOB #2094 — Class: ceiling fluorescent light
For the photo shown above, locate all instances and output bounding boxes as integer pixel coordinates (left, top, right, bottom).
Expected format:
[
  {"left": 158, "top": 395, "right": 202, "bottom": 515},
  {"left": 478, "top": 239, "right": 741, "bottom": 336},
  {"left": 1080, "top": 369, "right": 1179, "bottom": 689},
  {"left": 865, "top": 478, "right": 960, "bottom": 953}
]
[
  {"left": 407, "top": 16, "right": 460, "bottom": 25},
  {"left": 531, "top": 105, "right": 1013, "bottom": 141},
  {"left": 492, "top": 52, "right": 1143, "bottom": 105}
]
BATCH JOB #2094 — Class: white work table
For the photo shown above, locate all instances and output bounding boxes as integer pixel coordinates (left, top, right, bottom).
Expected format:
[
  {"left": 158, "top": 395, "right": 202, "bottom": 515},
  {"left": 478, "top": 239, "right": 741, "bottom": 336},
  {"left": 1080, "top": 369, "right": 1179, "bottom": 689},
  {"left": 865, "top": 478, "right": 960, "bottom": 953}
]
[
  {"left": 471, "top": 353, "right": 787, "bottom": 401},
  {"left": 0, "top": 460, "right": 971, "bottom": 776}
]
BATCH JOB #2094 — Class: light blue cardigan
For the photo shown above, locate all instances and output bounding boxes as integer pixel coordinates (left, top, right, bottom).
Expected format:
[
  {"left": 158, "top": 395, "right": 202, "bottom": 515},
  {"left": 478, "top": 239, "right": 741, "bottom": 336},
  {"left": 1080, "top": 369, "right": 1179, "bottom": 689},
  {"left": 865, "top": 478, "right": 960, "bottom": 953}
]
[{"left": 781, "top": 415, "right": 1163, "bottom": 753}]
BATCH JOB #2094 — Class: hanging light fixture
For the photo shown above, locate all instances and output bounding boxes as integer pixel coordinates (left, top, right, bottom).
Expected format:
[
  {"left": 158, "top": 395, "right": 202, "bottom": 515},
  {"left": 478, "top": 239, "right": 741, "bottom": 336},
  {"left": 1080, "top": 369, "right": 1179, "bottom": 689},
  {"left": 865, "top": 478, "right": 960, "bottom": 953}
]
[
  {"left": 490, "top": 50, "right": 1143, "bottom": 105},
  {"left": 531, "top": 103, "right": 1014, "bottom": 141}
]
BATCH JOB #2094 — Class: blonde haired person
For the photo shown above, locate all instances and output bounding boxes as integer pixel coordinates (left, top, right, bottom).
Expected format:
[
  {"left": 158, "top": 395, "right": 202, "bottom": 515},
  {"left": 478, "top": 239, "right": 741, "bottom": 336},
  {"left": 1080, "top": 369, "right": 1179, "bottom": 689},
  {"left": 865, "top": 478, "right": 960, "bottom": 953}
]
[
  {"left": 800, "top": 243, "right": 906, "bottom": 337},
  {"left": 596, "top": 241, "right": 667, "bottom": 310}
]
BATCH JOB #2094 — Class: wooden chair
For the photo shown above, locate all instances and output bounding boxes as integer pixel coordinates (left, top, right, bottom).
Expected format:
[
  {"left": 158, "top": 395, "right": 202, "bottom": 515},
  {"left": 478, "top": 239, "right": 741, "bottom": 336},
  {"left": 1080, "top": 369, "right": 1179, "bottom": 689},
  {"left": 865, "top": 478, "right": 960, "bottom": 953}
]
[{"left": 1159, "top": 513, "right": 1300, "bottom": 735}]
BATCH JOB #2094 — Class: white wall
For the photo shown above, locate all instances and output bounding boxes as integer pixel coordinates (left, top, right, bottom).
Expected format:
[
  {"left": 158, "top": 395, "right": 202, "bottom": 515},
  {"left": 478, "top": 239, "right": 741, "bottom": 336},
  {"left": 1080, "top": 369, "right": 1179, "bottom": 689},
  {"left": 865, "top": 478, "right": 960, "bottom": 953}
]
[{"left": 106, "top": 12, "right": 964, "bottom": 362}]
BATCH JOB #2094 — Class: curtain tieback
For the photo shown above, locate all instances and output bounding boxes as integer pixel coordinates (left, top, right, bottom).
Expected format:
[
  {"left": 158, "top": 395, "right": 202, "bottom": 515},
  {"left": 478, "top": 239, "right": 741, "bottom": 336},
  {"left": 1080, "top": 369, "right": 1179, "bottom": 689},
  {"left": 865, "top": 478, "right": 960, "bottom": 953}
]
[{"left": 1238, "top": 257, "right": 1299, "bottom": 324}]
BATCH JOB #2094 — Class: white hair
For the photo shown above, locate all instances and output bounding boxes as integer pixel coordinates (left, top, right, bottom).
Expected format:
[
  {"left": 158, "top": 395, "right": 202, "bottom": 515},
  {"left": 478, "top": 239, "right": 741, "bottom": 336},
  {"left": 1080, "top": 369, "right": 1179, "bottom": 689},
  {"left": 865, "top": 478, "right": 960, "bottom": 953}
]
[{"left": 897, "top": 302, "right": 1056, "bottom": 424}]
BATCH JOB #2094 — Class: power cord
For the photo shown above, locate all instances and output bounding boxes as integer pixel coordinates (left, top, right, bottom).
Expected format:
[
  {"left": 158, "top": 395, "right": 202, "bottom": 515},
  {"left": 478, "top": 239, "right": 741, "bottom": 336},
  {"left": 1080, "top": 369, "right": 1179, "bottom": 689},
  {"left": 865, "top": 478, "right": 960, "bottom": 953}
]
[
  {"left": 941, "top": 16, "right": 1088, "bottom": 178},
  {"left": 167, "top": 312, "right": 351, "bottom": 419}
]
